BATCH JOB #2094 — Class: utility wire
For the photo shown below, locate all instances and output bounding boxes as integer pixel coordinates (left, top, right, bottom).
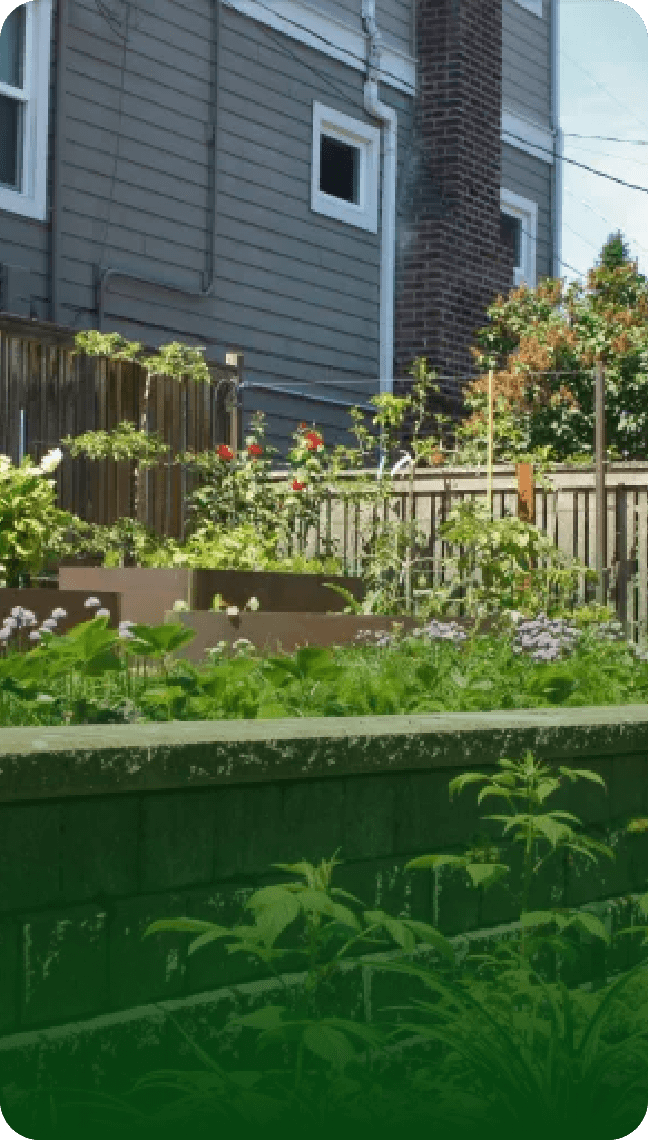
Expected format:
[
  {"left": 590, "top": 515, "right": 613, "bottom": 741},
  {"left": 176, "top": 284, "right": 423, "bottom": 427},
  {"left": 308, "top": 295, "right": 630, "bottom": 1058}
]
[
  {"left": 564, "top": 133, "right": 648, "bottom": 145},
  {"left": 563, "top": 186, "right": 648, "bottom": 258},
  {"left": 505, "top": 130, "right": 648, "bottom": 194},
  {"left": 561, "top": 49, "right": 648, "bottom": 140},
  {"left": 222, "top": 0, "right": 412, "bottom": 94},
  {"left": 566, "top": 139, "right": 648, "bottom": 172}
]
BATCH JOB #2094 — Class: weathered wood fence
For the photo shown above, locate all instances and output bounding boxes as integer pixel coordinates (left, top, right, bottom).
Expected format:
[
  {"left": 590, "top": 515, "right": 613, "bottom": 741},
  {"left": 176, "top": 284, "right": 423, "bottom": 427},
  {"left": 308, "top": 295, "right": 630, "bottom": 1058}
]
[
  {"left": 0, "top": 315, "right": 242, "bottom": 539},
  {"left": 268, "top": 463, "right": 648, "bottom": 642},
  {"left": 3, "top": 316, "right": 648, "bottom": 637}
]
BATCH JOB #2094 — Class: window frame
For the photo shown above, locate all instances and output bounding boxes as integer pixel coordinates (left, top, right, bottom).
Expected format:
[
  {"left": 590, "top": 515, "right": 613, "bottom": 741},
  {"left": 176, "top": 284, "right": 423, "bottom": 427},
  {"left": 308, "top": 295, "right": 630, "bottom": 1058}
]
[
  {"left": 514, "top": 0, "right": 543, "bottom": 17},
  {"left": 0, "top": 0, "right": 52, "bottom": 221},
  {"left": 500, "top": 188, "right": 538, "bottom": 288},
  {"left": 311, "top": 101, "right": 380, "bottom": 233}
]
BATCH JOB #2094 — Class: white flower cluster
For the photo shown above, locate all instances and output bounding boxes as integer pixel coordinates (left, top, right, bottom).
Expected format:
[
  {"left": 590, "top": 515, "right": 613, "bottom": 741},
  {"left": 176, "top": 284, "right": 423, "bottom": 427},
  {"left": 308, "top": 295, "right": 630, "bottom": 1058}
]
[
  {"left": 0, "top": 604, "right": 68, "bottom": 645},
  {"left": 0, "top": 449, "right": 63, "bottom": 479},
  {"left": 511, "top": 613, "right": 582, "bottom": 662}
]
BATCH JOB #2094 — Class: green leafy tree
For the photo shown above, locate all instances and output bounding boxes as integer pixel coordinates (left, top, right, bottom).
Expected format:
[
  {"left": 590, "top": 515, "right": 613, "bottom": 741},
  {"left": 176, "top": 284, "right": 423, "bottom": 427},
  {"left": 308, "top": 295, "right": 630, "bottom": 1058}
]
[{"left": 453, "top": 239, "right": 648, "bottom": 464}]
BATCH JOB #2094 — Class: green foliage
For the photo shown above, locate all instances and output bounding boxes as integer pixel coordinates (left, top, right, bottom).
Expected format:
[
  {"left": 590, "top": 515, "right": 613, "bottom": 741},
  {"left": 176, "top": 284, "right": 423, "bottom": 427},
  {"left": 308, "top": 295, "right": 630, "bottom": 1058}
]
[
  {"left": 63, "top": 422, "right": 169, "bottom": 465},
  {"left": 455, "top": 248, "right": 648, "bottom": 464},
  {"left": 432, "top": 498, "right": 597, "bottom": 619},
  {"left": 0, "top": 450, "right": 80, "bottom": 587},
  {"left": 73, "top": 331, "right": 212, "bottom": 384}
]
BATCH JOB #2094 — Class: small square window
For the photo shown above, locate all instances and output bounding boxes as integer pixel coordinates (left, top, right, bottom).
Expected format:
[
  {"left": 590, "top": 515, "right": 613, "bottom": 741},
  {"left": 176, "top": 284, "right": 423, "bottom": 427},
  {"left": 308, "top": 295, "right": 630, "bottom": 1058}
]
[
  {"left": 311, "top": 102, "right": 380, "bottom": 232},
  {"left": 320, "top": 134, "right": 360, "bottom": 204}
]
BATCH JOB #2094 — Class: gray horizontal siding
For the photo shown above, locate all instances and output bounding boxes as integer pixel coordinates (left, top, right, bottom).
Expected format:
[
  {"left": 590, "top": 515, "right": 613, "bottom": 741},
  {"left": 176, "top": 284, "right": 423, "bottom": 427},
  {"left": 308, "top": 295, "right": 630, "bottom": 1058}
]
[
  {"left": 305, "top": 0, "right": 414, "bottom": 57},
  {"left": 376, "top": 0, "right": 413, "bottom": 56},
  {"left": 57, "top": 0, "right": 212, "bottom": 318},
  {"left": 502, "top": 0, "right": 551, "bottom": 128},
  {"left": 501, "top": 142, "right": 553, "bottom": 282}
]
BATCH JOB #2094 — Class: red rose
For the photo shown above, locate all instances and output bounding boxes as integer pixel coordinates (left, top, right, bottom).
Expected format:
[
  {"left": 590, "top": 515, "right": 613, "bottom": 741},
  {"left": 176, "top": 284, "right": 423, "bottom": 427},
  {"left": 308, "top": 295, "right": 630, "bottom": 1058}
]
[
  {"left": 248, "top": 443, "right": 263, "bottom": 457},
  {"left": 217, "top": 444, "right": 233, "bottom": 460},
  {"left": 292, "top": 480, "right": 305, "bottom": 491}
]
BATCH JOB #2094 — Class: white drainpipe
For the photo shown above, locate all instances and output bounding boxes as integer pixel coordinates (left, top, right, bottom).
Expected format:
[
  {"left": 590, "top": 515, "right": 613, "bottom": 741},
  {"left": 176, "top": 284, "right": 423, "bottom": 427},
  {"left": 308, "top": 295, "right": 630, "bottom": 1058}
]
[{"left": 362, "top": 0, "right": 397, "bottom": 396}]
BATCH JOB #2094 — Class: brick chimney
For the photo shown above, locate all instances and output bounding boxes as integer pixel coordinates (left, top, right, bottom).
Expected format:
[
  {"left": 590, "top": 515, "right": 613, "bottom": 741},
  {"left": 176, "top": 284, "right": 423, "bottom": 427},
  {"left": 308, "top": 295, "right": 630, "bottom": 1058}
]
[{"left": 394, "top": 0, "right": 513, "bottom": 427}]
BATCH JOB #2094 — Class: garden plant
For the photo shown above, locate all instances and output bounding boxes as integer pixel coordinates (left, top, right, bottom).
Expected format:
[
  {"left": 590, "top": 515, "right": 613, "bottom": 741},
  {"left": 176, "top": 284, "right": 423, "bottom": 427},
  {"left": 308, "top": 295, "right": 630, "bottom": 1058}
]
[
  {"left": 13, "top": 748, "right": 648, "bottom": 1140},
  {"left": 1, "top": 600, "right": 647, "bottom": 726}
]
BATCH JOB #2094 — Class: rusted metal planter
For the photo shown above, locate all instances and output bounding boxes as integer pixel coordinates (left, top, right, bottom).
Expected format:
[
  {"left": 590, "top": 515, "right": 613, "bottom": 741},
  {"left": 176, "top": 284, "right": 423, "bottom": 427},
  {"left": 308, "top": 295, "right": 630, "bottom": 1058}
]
[
  {"left": 168, "top": 611, "right": 424, "bottom": 662},
  {"left": 58, "top": 567, "right": 365, "bottom": 625},
  {"left": 0, "top": 589, "right": 121, "bottom": 633}
]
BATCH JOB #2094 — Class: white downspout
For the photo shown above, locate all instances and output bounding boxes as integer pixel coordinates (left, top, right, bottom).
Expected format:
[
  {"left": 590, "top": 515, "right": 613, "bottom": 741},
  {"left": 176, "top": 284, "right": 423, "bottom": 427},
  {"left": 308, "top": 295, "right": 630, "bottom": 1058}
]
[
  {"left": 551, "top": 0, "right": 562, "bottom": 279},
  {"left": 362, "top": 0, "right": 396, "bottom": 396}
]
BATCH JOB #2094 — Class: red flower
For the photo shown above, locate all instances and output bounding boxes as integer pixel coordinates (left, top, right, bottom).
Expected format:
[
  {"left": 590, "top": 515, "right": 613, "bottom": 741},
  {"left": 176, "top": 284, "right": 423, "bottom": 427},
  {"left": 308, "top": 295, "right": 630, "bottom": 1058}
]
[
  {"left": 304, "top": 430, "right": 323, "bottom": 451},
  {"left": 217, "top": 444, "right": 233, "bottom": 461},
  {"left": 247, "top": 443, "right": 263, "bottom": 457},
  {"left": 292, "top": 480, "right": 306, "bottom": 491}
]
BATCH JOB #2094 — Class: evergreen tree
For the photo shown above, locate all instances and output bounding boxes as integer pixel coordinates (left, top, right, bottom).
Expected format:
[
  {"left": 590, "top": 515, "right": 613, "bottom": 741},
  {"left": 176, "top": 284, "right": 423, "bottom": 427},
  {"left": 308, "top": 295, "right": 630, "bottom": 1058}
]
[{"left": 598, "top": 230, "right": 632, "bottom": 269}]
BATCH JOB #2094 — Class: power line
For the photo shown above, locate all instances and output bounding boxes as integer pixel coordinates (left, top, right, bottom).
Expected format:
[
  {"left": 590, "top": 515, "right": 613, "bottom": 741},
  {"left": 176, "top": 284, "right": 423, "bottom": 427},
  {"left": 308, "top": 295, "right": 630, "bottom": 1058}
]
[
  {"left": 561, "top": 49, "right": 648, "bottom": 140},
  {"left": 505, "top": 130, "right": 648, "bottom": 194},
  {"left": 222, "top": 0, "right": 411, "bottom": 94},
  {"left": 563, "top": 187, "right": 648, "bottom": 258},
  {"left": 566, "top": 139, "right": 648, "bottom": 172},
  {"left": 564, "top": 133, "right": 648, "bottom": 146}
]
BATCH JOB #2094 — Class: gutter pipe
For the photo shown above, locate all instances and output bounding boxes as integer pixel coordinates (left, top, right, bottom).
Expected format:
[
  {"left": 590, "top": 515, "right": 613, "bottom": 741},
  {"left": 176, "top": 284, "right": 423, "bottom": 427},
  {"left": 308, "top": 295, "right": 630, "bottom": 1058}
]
[
  {"left": 362, "top": 0, "right": 396, "bottom": 397},
  {"left": 550, "top": 0, "right": 562, "bottom": 279}
]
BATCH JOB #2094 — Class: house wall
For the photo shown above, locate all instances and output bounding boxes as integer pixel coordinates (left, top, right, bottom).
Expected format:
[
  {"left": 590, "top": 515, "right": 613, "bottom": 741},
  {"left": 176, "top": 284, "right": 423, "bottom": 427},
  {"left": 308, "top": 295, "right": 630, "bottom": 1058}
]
[
  {"left": 292, "top": 0, "right": 414, "bottom": 56},
  {"left": 0, "top": 0, "right": 556, "bottom": 460},
  {"left": 0, "top": 0, "right": 417, "bottom": 459},
  {"left": 502, "top": 0, "right": 552, "bottom": 128},
  {"left": 501, "top": 140, "right": 553, "bottom": 282}
]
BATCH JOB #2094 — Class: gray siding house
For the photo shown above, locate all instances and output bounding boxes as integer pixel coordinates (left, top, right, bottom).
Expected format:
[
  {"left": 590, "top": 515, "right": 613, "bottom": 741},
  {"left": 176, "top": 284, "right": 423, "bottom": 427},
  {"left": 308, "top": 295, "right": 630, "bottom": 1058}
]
[{"left": 0, "top": 0, "right": 559, "bottom": 455}]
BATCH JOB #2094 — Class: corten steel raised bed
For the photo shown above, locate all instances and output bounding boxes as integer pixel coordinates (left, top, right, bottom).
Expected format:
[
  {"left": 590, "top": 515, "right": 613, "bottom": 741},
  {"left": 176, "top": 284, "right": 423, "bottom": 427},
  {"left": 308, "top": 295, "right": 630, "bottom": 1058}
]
[
  {"left": 58, "top": 567, "right": 365, "bottom": 625},
  {"left": 0, "top": 589, "right": 121, "bottom": 633},
  {"left": 166, "top": 611, "right": 510, "bottom": 663}
]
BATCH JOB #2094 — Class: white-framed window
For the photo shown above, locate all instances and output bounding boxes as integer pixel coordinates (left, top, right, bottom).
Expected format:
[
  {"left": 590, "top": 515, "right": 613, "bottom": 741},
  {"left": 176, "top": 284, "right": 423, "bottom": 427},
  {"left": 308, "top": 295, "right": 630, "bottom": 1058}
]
[
  {"left": 0, "top": 0, "right": 52, "bottom": 221},
  {"left": 311, "top": 102, "right": 380, "bottom": 233},
  {"left": 500, "top": 188, "right": 538, "bottom": 288},
  {"left": 514, "top": 0, "right": 543, "bottom": 17}
]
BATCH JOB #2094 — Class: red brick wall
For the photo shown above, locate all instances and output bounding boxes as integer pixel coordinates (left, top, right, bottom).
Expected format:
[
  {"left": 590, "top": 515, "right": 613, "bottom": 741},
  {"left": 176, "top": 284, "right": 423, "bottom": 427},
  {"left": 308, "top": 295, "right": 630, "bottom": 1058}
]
[{"left": 394, "top": 0, "right": 514, "bottom": 430}]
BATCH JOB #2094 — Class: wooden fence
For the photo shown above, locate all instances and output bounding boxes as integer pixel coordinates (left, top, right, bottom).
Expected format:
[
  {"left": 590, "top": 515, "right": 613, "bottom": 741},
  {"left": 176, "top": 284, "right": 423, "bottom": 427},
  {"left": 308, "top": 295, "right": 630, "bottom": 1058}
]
[
  {"left": 0, "top": 314, "right": 241, "bottom": 539},
  {"left": 3, "top": 314, "right": 647, "bottom": 638},
  {"left": 266, "top": 462, "right": 648, "bottom": 642}
]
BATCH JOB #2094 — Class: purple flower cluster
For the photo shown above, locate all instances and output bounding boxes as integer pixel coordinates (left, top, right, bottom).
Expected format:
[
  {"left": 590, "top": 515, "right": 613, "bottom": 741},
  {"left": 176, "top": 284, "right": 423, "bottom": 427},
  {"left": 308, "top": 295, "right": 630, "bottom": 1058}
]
[{"left": 353, "top": 610, "right": 636, "bottom": 664}]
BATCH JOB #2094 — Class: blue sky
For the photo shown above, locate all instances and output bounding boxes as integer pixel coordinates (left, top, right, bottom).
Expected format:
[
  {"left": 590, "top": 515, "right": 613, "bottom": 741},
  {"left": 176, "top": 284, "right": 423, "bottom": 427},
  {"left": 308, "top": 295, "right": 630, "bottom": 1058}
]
[{"left": 560, "top": 0, "right": 648, "bottom": 281}]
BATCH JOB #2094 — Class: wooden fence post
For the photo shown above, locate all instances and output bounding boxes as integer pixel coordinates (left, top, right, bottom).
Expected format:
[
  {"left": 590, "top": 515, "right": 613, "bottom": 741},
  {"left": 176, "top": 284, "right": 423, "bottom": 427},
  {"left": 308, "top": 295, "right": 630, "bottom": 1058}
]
[{"left": 517, "top": 462, "right": 535, "bottom": 591}]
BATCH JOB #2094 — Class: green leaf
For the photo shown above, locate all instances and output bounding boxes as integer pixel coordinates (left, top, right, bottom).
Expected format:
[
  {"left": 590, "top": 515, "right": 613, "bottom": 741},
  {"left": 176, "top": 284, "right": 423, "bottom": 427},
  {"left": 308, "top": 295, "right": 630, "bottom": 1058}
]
[
  {"left": 302, "top": 1023, "right": 357, "bottom": 1067},
  {"left": 465, "top": 863, "right": 509, "bottom": 889},
  {"left": 143, "top": 918, "right": 217, "bottom": 939},
  {"left": 245, "top": 887, "right": 301, "bottom": 948},
  {"left": 569, "top": 911, "right": 610, "bottom": 944},
  {"left": 405, "top": 853, "right": 466, "bottom": 873},
  {"left": 227, "top": 1005, "right": 287, "bottom": 1031},
  {"left": 129, "top": 622, "right": 195, "bottom": 656},
  {"left": 363, "top": 910, "right": 416, "bottom": 952}
]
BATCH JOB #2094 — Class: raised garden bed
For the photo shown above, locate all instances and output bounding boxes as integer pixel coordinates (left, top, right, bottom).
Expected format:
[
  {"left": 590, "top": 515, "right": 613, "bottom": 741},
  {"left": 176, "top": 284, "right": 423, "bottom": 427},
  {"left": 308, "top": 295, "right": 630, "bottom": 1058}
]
[
  {"left": 58, "top": 566, "right": 366, "bottom": 624},
  {"left": 167, "top": 610, "right": 511, "bottom": 662}
]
